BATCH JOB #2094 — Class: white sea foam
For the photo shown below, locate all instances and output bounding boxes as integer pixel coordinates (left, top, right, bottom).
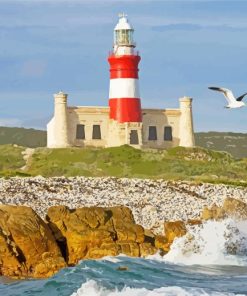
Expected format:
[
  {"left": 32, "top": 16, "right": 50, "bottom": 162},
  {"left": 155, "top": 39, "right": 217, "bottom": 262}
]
[
  {"left": 149, "top": 219, "right": 247, "bottom": 266},
  {"left": 99, "top": 256, "right": 122, "bottom": 263},
  {"left": 70, "top": 280, "right": 244, "bottom": 296}
]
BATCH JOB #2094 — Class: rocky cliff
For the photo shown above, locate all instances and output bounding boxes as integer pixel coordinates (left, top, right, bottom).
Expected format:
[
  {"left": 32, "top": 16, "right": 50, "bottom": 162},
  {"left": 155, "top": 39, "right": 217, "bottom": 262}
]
[{"left": 0, "top": 198, "right": 246, "bottom": 279}]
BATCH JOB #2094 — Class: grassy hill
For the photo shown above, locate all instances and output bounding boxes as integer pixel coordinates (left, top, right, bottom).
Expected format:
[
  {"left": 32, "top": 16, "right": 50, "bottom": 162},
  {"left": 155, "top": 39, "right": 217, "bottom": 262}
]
[
  {"left": 0, "top": 127, "right": 247, "bottom": 184},
  {"left": 195, "top": 132, "right": 247, "bottom": 159},
  {"left": 0, "top": 144, "right": 246, "bottom": 186},
  {"left": 0, "top": 127, "right": 246, "bottom": 158},
  {"left": 0, "top": 127, "right": 46, "bottom": 147}
]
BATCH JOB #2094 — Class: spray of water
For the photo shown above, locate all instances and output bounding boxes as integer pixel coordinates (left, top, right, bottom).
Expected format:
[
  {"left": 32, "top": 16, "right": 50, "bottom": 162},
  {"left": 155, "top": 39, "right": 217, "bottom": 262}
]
[{"left": 150, "top": 219, "right": 247, "bottom": 266}]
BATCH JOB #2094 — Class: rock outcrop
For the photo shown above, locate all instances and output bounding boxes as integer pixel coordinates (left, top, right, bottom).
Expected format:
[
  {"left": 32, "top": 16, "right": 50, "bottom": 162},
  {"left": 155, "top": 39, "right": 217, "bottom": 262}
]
[
  {"left": 46, "top": 205, "right": 157, "bottom": 265},
  {"left": 154, "top": 221, "right": 188, "bottom": 252},
  {"left": 0, "top": 205, "right": 66, "bottom": 278},
  {"left": 202, "top": 197, "right": 247, "bottom": 221},
  {"left": 1, "top": 197, "right": 246, "bottom": 279},
  {"left": 1, "top": 177, "right": 247, "bottom": 235},
  {"left": 160, "top": 198, "right": 247, "bottom": 253}
]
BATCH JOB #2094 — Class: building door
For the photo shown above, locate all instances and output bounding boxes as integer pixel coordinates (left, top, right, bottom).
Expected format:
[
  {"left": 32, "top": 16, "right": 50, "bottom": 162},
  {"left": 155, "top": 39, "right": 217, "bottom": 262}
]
[{"left": 130, "top": 130, "right": 139, "bottom": 145}]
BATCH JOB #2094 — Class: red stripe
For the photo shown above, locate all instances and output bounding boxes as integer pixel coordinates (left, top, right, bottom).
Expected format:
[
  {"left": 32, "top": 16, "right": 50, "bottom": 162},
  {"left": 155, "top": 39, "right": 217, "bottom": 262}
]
[
  {"left": 109, "top": 98, "right": 142, "bottom": 123},
  {"left": 108, "top": 55, "right": 141, "bottom": 79}
]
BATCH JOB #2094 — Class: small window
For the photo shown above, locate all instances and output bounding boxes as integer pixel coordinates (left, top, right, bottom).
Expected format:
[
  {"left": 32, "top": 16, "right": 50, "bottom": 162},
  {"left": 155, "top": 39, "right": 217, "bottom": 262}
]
[
  {"left": 130, "top": 130, "right": 139, "bottom": 145},
  {"left": 148, "top": 126, "right": 157, "bottom": 141},
  {"left": 76, "top": 124, "right": 85, "bottom": 139},
  {"left": 164, "top": 126, "right": 172, "bottom": 141},
  {"left": 92, "top": 125, "right": 101, "bottom": 139}
]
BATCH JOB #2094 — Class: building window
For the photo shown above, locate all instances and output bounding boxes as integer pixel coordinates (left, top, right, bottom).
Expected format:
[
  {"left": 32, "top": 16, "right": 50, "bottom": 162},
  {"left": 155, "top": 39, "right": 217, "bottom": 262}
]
[
  {"left": 130, "top": 130, "right": 139, "bottom": 145},
  {"left": 164, "top": 126, "right": 172, "bottom": 141},
  {"left": 148, "top": 126, "right": 157, "bottom": 141},
  {"left": 76, "top": 124, "right": 85, "bottom": 139},
  {"left": 92, "top": 125, "right": 101, "bottom": 139}
]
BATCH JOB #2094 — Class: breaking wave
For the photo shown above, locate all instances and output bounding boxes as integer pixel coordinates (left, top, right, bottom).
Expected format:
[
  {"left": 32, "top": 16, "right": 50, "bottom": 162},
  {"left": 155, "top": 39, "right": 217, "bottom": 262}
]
[
  {"left": 150, "top": 219, "right": 247, "bottom": 266},
  {"left": 71, "top": 279, "right": 245, "bottom": 296},
  {"left": 1, "top": 219, "right": 247, "bottom": 296}
]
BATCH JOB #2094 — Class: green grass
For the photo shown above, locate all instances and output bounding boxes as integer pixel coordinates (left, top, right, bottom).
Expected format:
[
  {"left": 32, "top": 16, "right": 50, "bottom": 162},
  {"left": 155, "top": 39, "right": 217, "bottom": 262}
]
[
  {"left": 0, "top": 144, "right": 25, "bottom": 170},
  {"left": 0, "top": 144, "right": 247, "bottom": 186}
]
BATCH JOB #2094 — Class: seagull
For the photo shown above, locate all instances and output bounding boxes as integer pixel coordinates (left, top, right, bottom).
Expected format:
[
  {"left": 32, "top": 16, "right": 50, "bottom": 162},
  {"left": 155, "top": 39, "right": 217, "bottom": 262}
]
[{"left": 208, "top": 86, "right": 247, "bottom": 108}]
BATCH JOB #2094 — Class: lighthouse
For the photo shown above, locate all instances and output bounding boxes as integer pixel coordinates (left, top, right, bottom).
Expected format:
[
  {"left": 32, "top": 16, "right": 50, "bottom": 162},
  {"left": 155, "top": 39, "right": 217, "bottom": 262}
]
[
  {"left": 47, "top": 14, "right": 195, "bottom": 150},
  {"left": 107, "top": 14, "right": 143, "bottom": 147},
  {"left": 108, "top": 13, "right": 141, "bottom": 123}
]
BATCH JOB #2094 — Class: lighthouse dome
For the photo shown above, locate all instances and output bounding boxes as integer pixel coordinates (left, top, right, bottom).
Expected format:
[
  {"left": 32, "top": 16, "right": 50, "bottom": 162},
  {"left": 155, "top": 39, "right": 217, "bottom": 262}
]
[
  {"left": 114, "top": 14, "right": 133, "bottom": 31},
  {"left": 113, "top": 14, "right": 135, "bottom": 48}
]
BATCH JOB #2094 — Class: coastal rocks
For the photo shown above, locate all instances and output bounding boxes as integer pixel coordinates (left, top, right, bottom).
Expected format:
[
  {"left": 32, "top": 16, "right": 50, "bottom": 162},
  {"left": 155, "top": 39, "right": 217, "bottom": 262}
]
[
  {"left": 0, "top": 205, "right": 66, "bottom": 278},
  {"left": 46, "top": 205, "right": 157, "bottom": 265},
  {"left": 202, "top": 198, "right": 247, "bottom": 221},
  {"left": 154, "top": 221, "right": 187, "bottom": 251},
  {"left": 1, "top": 177, "right": 247, "bottom": 234},
  {"left": 0, "top": 228, "right": 24, "bottom": 277},
  {"left": 164, "top": 221, "right": 187, "bottom": 243}
]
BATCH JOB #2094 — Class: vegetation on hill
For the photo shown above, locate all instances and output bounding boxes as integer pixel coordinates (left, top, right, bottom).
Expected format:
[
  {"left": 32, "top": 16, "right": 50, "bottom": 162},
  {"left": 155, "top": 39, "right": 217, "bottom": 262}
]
[
  {"left": 0, "top": 144, "right": 28, "bottom": 177},
  {"left": 195, "top": 132, "right": 247, "bottom": 159},
  {"left": 0, "top": 127, "right": 46, "bottom": 147},
  {"left": 1, "top": 144, "right": 247, "bottom": 186}
]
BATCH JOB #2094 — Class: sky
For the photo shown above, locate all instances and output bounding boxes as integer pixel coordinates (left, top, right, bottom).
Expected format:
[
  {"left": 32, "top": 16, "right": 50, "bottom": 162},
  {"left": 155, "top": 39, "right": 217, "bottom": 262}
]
[{"left": 0, "top": 0, "right": 247, "bottom": 132}]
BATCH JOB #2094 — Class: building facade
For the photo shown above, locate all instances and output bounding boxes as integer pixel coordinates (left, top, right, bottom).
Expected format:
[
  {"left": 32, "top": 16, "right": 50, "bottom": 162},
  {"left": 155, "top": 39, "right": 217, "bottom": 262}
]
[{"left": 47, "top": 15, "right": 195, "bottom": 149}]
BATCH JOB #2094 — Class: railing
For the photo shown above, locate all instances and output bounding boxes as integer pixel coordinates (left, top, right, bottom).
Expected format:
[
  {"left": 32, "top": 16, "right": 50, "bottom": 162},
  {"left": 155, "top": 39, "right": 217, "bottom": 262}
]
[{"left": 108, "top": 48, "right": 140, "bottom": 57}]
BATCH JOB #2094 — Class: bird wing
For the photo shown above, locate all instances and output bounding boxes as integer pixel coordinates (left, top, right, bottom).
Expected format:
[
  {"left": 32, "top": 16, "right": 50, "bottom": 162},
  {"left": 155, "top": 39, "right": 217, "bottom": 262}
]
[
  {"left": 236, "top": 93, "right": 247, "bottom": 102},
  {"left": 208, "top": 86, "right": 236, "bottom": 104}
]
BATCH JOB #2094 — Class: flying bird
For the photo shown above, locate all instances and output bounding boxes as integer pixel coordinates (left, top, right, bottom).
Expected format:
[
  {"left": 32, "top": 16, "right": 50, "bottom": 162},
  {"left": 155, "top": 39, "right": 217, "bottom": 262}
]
[{"left": 208, "top": 87, "right": 247, "bottom": 108}]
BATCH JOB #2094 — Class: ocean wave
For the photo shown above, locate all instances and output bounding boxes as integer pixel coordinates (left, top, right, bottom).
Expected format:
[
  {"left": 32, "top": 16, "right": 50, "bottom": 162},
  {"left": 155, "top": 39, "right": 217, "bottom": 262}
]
[
  {"left": 148, "top": 219, "right": 247, "bottom": 266},
  {"left": 98, "top": 256, "right": 123, "bottom": 263},
  {"left": 70, "top": 280, "right": 245, "bottom": 296}
]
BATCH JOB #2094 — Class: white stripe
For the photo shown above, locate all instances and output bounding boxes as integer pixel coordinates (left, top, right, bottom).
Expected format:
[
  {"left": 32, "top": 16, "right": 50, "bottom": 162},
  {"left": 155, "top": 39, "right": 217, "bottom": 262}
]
[{"left": 109, "top": 78, "right": 140, "bottom": 99}]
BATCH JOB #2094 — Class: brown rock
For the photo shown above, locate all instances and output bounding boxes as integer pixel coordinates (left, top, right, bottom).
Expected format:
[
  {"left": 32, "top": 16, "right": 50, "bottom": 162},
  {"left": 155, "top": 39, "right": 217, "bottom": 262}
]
[
  {"left": 111, "top": 207, "right": 145, "bottom": 243},
  {"left": 117, "top": 242, "right": 140, "bottom": 257},
  {"left": 201, "top": 198, "right": 247, "bottom": 221},
  {"left": 201, "top": 204, "right": 223, "bottom": 221},
  {"left": 222, "top": 198, "right": 247, "bottom": 220},
  {"left": 85, "top": 243, "right": 119, "bottom": 259},
  {"left": 187, "top": 219, "right": 202, "bottom": 226},
  {"left": 139, "top": 242, "right": 157, "bottom": 257},
  {"left": 0, "top": 205, "right": 66, "bottom": 278},
  {"left": 0, "top": 228, "right": 26, "bottom": 277},
  {"left": 47, "top": 206, "right": 147, "bottom": 264},
  {"left": 164, "top": 221, "right": 187, "bottom": 244},
  {"left": 155, "top": 235, "right": 170, "bottom": 253},
  {"left": 117, "top": 266, "right": 129, "bottom": 271}
]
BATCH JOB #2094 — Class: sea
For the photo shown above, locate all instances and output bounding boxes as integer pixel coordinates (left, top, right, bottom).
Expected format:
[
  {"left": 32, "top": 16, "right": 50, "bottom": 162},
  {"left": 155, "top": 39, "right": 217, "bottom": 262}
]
[{"left": 0, "top": 219, "right": 247, "bottom": 296}]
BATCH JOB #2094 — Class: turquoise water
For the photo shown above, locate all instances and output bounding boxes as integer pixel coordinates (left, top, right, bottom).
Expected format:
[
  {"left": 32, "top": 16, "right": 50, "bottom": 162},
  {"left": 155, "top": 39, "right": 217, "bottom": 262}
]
[
  {"left": 0, "top": 219, "right": 247, "bottom": 296},
  {"left": 0, "top": 256, "right": 247, "bottom": 296}
]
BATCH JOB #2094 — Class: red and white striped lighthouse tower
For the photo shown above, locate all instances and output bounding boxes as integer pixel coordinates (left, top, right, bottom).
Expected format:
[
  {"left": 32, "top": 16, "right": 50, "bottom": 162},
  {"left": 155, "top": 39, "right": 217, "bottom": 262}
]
[{"left": 108, "top": 14, "right": 142, "bottom": 124}]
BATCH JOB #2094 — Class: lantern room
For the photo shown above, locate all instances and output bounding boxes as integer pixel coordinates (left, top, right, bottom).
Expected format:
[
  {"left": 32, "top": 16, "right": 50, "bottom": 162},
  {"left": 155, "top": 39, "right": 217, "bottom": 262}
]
[{"left": 114, "top": 14, "right": 135, "bottom": 47}]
